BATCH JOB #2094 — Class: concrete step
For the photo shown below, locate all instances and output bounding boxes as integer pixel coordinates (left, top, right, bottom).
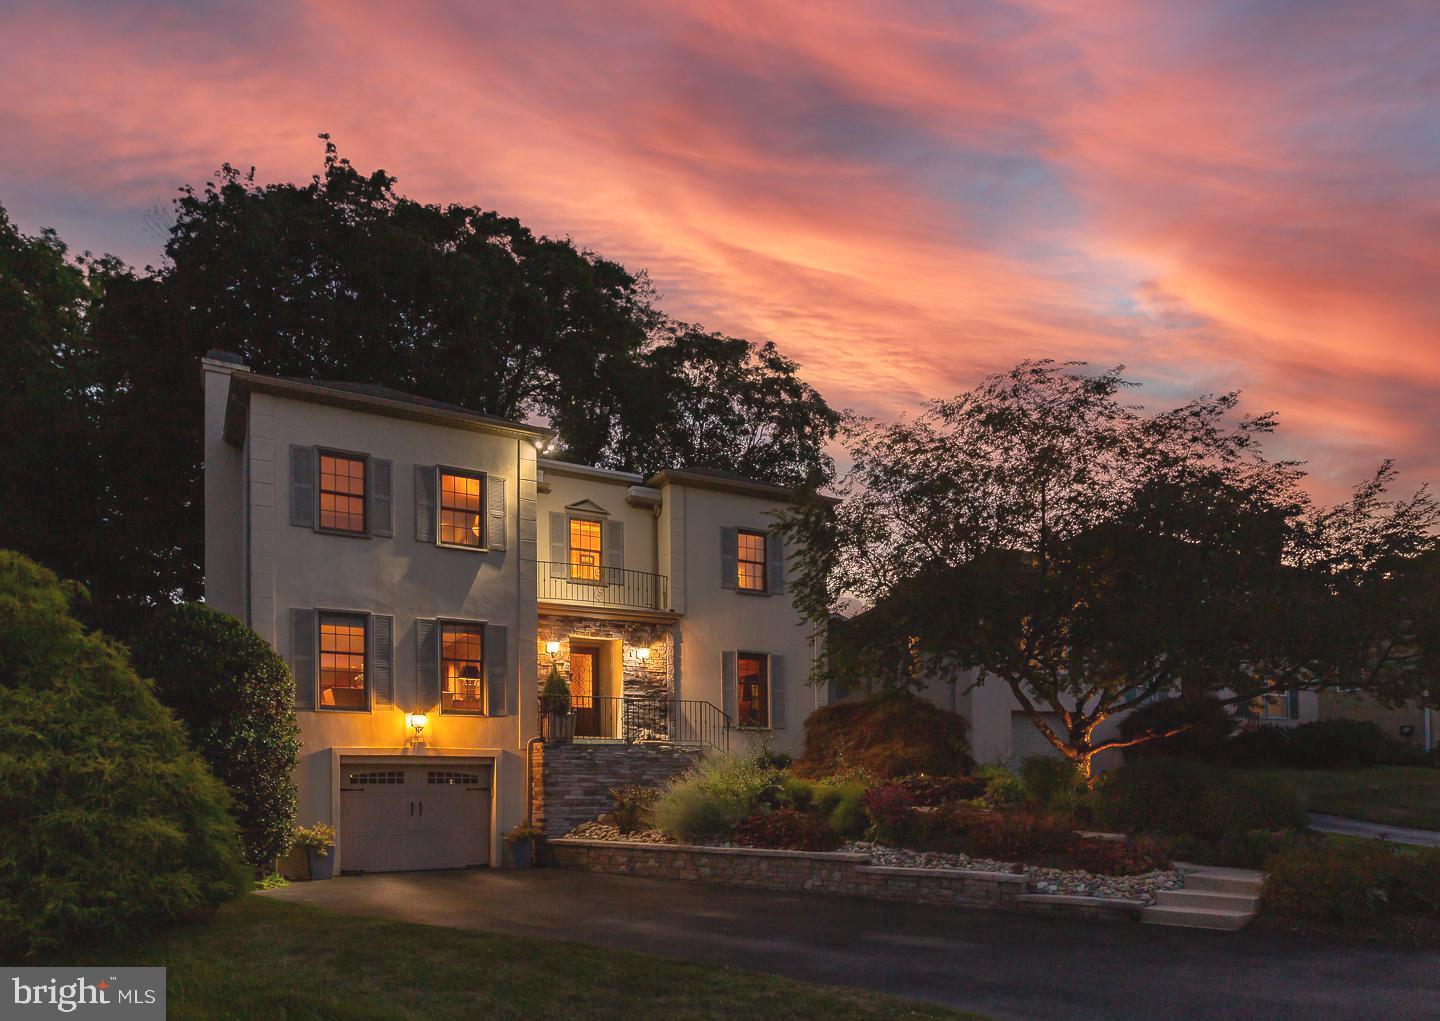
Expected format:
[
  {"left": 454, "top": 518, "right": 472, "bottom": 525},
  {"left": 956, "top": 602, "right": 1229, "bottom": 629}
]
[
  {"left": 1141, "top": 904, "right": 1257, "bottom": 931},
  {"left": 1156, "top": 889, "right": 1260, "bottom": 913},
  {"left": 1182, "top": 872, "right": 1264, "bottom": 896}
]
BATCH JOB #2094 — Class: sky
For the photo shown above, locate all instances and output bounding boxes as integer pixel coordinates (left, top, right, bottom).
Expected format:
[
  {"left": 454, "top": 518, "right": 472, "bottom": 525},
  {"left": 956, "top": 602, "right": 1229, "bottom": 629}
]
[{"left": 2, "top": 0, "right": 1438, "bottom": 499}]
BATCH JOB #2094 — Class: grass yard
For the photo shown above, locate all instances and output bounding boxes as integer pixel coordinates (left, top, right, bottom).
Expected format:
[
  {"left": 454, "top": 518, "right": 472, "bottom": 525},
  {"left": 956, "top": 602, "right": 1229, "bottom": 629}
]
[
  {"left": 1249, "top": 766, "right": 1440, "bottom": 831},
  {"left": 65, "top": 895, "right": 979, "bottom": 1021}
]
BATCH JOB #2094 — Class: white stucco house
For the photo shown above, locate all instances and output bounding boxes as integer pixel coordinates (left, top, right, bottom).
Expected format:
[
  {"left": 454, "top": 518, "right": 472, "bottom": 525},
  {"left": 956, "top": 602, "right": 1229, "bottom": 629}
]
[{"left": 201, "top": 352, "right": 827, "bottom": 873}]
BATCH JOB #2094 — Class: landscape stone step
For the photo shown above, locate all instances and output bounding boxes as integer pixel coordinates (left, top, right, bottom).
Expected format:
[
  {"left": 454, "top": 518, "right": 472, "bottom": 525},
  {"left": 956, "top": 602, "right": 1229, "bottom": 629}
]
[
  {"left": 1155, "top": 889, "right": 1260, "bottom": 912},
  {"left": 1181, "top": 873, "right": 1264, "bottom": 896},
  {"left": 1140, "top": 904, "right": 1257, "bottom": 931}
]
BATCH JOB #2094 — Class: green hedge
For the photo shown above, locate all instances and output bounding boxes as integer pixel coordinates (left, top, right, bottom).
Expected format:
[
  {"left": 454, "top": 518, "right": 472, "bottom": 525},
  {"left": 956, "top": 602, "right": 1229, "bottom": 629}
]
[
  {"left": 1091, "top": 758, "right": 1305, "bottom": 840},
  {"left": 0, "top": 552, "right": 248, "bottom": 959},
  {"left": 132, "top": 603, "right": 300, "bottom": 867},
  {"left": 1263, "top": 843, "right": 1440, "bottom": 922}
]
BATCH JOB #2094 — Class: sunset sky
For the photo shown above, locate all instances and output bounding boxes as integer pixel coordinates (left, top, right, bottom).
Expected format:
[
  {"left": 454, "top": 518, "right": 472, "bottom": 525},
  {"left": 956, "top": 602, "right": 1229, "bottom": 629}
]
[{"left": 3, "top": 1, "right": 1437, "bottom": 498}]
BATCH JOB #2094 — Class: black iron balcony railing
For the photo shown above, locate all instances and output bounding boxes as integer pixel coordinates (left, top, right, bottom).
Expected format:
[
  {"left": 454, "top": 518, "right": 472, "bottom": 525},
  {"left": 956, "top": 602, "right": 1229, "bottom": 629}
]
[
  {"left": 538, "top": 695, "right": 729, "bottom": 752},
  {"left": 538, "top": 563, "right": 670, "bottom": 612}
]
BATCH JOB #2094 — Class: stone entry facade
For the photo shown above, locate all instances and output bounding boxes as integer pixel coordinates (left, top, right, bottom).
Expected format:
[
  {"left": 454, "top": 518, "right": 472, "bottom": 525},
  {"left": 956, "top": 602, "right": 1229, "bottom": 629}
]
[
  {"left": 536, "top": 612, "right": 676, "bottom": 701},
  {"left": 531, "top": 741, "right": 699, "bottom": 837}
]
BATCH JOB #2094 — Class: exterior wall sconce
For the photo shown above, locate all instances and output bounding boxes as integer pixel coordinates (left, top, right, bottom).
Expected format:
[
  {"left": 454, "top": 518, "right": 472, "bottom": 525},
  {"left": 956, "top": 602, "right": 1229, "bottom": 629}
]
[
  {"left": 633, "top": 646, "right": 651, "bottom": 662},
  {"left": 545, "top": 640, "right": 562, "bottom": 657},
  {"left": 406, "top": 713, "right": 429, "bottom": 739}
]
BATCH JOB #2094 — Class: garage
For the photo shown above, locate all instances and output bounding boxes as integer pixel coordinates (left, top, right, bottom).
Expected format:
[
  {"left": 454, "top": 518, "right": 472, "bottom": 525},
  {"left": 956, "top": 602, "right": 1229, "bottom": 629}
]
[
  {"left": 339, "top": 762, "right": 492, "bottom": 873},
  {"left": 1010, "top": 711, "right": 1065, "bottom": 762}
]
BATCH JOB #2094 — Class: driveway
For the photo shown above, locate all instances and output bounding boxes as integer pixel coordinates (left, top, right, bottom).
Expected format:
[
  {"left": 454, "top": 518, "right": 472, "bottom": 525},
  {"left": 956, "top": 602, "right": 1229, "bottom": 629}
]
[
  {"left": 265, "top": 869, "right": 1435, "bottom": 1021},
  {"left": 1309, "top": 812, "right": 1440, "bottom": 848}
]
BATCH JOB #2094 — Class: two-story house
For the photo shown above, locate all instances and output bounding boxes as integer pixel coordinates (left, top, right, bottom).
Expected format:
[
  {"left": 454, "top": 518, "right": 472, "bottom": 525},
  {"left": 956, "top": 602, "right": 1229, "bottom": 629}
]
[{"left": 201, "top": 353, "right": 825, "bottom": 873}]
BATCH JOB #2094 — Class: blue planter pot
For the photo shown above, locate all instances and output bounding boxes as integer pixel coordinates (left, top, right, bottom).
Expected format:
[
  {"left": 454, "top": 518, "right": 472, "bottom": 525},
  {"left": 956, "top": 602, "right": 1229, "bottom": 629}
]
[
  {"left": 307, "top": 847, "right": 336, "bottom": 880},
  {"left": 509, "top": 838, "right": 534, "bottom": 870}
]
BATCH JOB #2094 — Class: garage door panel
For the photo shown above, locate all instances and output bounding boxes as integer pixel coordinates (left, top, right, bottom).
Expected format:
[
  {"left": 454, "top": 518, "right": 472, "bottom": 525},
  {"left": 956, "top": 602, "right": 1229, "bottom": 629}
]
[
  {"left": 339, "top": 763, "right": 491, "bottom": 873},
  {"left": 1011, "top": 711, "right": 1064, "bottom": 762}
]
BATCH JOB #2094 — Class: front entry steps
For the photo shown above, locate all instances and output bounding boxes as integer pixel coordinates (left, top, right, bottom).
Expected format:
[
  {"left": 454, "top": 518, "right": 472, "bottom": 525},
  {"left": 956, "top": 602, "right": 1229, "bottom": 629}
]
[{"left": 1141, "top": 864, "right": 1264, "bottom": 931}]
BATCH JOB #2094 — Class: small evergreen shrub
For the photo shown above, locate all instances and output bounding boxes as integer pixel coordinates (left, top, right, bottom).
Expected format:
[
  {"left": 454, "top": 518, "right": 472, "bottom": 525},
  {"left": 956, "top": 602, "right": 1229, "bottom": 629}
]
[
  {"left": 1018, "top": 756, "right": 1083, "bottom": 811},
  {"left": 1119, "top": 696, "right": 1238, "bottom": 762},
  {"left": 0, "top": 552, "right": 248, "bottom": 959},
  {"left": 651, "top": 752, "right": 785, "bottom": 844},
  {"left": 734, "top": 808, "right": 842, "bottom": 851},
  {"left": 131, "top": 602, "right": 300, "bottom": 868},
  {"left": 794, "top": 692, "right": 973, "bottom": 780},
  {"left": 978, "top": 764, "right": 1028, "bottom": 807},
  {"left": 1092, "top": 759, "right": 1304, "bottom": 839},
  {"left": 609, "top": 784, "right": 661, "bottom": 834}
]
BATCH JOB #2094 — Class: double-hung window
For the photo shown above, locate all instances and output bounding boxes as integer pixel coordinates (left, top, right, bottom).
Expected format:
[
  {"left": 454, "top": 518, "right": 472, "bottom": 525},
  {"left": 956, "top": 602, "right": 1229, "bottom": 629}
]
[
  {"left": 736, "top": 652, "right": 769, "bottom": 728},
  {"left": 439, "top": 470, "right": 485, "bottom": 547},
  {"left": 569, "top": 517, "right": 603, "bottom": 582},
  {"left": 1253, "top": 689, "right": 1298, "bottom": 721},
  {"left": 441, "top": 622, "right": 485, "bottom": 714},
  {"left": 737, "top": 530, "right": 767, "bottom": 592},
  {"left": 318, "top": 613, "right": 367, "bottom": 709},
  {"left": 319, "top": 453, "right": 366, "bottom": 533}
]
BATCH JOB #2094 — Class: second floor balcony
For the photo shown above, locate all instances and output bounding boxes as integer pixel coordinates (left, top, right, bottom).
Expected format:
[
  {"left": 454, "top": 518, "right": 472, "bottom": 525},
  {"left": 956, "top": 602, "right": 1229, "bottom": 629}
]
[{"left": 538, "top": 562, "right": 671, "bottom": 613}]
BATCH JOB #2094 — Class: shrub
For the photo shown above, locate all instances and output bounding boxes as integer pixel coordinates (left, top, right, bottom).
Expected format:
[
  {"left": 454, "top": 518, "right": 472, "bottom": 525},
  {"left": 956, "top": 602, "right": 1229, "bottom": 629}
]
[
  {"left": 1018, "top": 756, "right": 1083, "bottom": 810},
  {"left": 1119, "top": 696, "right": 1238, "bottom": 762},
  {"left": 890, "top": 774, "right": 986, "bottom": 806},
  {"left": 1068, "top": 836, "right": 1171, "bottom": 876},
  {"left": 812, "top": 779, "right": 868, "bottom": 838},
  {"left": 1158, "top": 829, "right": 1317, "bottom": 870},
  {"left": 781, "top": 776, "right": 816, "bottom": 811},
  {"left": 539, "top": 663, "right": 571, "bottom": 715},
  {"left": 292, "top": 823, "right": 337, "bottom": 855},
  {"left": 1263, "top": 843, "right": 1440, "bottom": 922},
  {"left": 1225, "top": 724, "right": 1295, "bottom": 766},
  {"left": 978, "top": 765, "right": 1028, "bottom": 807},
  {"left": 794, "top": 692, "right": 973, "bottom": 780},
  {"left": 1092, "top": 759, "right": 1305, "bottom": 840},
  {"left": 131, "top": 602, "right": 300, "bottom": 868},
  {"left": 1279, "top": 720, "right": 1404, "bottom": 769},
  {"left": 734, "top": 808, "right": 842, "bottom": 851},
  {"left": 651, "top": 752, "right": 785, "bottom": 843},
  {"left": 861, "top": 784, "right": 925, "bottom": 845},
  {"left": 960, "top": 810, "right": 1074, "bottom": 861},
  {"left": 0, "top": 552, "right": 248, "bottom": 959},
  {"left": 609, "top": 784, "right": 661, "bottom": 834}
]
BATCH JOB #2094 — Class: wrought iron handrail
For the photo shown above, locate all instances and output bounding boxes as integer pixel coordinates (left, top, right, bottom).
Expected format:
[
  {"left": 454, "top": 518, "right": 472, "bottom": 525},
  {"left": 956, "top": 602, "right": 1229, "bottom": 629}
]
[
  {"left": 538, "top": 695, "right": 729, "bottom": 752},
  {"left": 537, "top": 562, "right": 670, "bottom": 612}
]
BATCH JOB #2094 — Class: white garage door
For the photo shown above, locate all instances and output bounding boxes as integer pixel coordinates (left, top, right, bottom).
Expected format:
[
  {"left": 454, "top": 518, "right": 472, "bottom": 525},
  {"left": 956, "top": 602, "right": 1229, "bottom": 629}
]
[
  {"left": 340, "top": 764, "right": 491, "bottom": 873},
  {"left": 1011, "top": 712, "right": 1065, "bottom": 763}
]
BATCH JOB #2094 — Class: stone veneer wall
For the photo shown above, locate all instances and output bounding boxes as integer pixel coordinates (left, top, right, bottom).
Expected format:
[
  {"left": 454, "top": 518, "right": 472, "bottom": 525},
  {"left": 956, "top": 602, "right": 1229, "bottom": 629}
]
[
  {"left": 536, "top": 614, "right": 675, "bottom": 700},
  {"left": 548, "top": 839, "right": 1146, "bottom": 921},
  {"left": 532, "top": 741, "right": 699, "bottom": 837}
]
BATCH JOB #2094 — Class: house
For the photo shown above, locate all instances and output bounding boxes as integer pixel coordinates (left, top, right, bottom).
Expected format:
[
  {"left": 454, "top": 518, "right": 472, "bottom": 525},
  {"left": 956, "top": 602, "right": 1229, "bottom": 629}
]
[
  {"left": 201, "top": 352, "right": 827, "bottom": 873},
  {"left": 1319, "top": 691, "right": 1436, "bottom": 751}
]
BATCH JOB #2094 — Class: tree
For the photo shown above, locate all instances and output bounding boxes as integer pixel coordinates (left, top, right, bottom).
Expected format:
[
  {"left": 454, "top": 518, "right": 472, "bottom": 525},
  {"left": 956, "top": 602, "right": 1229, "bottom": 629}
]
[
  {"left": 0, "top": 139, "right": 836, "bottom": 635},
  {"left": 779, "top": 361, "right": 1438, "bottom": 778}
]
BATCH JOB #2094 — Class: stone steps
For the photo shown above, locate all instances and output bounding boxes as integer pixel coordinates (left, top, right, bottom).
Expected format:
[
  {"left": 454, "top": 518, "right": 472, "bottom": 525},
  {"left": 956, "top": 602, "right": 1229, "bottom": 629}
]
[
  {"left": 1142, "top": 865, "right": 1264, "bottom": 931},
  {"left": 1141, "top": 903, "right": 1256, "bottom": 931}
]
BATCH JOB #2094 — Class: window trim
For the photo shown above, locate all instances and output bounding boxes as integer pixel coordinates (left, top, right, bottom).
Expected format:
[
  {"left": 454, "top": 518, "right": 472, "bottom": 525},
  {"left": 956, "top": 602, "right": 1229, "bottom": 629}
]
[
  {"left": 316, "top": 609, "right": 372, "bottom": 713},
  {"left": 315, "top": 447, "right": 371, "bottom": 538},
  {"left": 435, "top": 465, "right": 489, "bottom": 552},
  {"left": 736, "top": 528, "right": 768, "bottom": 594},
  {"left": 437, "top": 616, "right": 488, "bottom": 717},
  {"left": 567, "top": 513, "right": 606, "bottom": 585},
  {"left": 735, "top": 650, "right": 772, "bottom": 730}
]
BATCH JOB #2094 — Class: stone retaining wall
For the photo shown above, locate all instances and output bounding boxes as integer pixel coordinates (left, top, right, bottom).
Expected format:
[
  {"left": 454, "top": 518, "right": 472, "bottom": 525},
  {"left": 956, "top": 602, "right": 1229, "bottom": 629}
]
[
  {"left": 549, "top": 838, "right": 1146, "bottom": 921},
  {"left": 532, "top": 742, "right": 699, "bottom": 837}
]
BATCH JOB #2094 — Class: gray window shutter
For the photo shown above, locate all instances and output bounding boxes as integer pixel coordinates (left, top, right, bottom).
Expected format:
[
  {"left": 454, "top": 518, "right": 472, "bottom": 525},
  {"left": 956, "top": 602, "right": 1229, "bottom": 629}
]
[
  {"left": 1287, "top": 689, "right": 1300, "bottom": 720},
  {"left": 766, "top": 531, "right": 785, "bottom": 595},
  {"left": 485, "top": 623, "right": 509, "bottom": 716},
  {"left": 604, "top": 520, "right": 624, "bottom": 576},
  {"left": 486, "top": 474, "right": 506, "bottom": 551},
  {"left": 414, "top": 465, "right": 436, "bottom": 543},
  {"left": 548, "top": 512, "right": 567, "bottom": 578},
  {"left": 370, "top": 613, "right": 394, "bottom": 706},
  {"left": 289, "top": 445, "right": 315, "bottom": 528},
  {"left": 290, "top": 608, "right": 316, "bottom": 709},
  {"left": 368, "top": 458, "right": 393, "bottom": 537},
  {"left": 769, "top": 654, "right": 786, "bottom": 729},
  {"left": 722, "top": 651, "right": 738, "bottom": 722},
  {"left": 721, "top": 527, "right": 738, "bottom": 590},
  {"left": 416, "top": 617, "right": 440, "bottom": 712}
]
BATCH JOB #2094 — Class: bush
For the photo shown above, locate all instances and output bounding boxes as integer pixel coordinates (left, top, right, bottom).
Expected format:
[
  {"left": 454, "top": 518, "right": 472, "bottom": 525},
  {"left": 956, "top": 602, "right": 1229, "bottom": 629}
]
[
  {"left": 861, "top": 784, "right": 925, "bottom": 845},
  {"left": 651, "top": 752, "right": 785, "bottom": 844},
  {"left": 1225, "top": 724, "right": 1294, "bottom": 766},
  {"left": 734, "top": 808, "right": 842, "bottom": 851},
  {"left": 978, "top": 764, "right": 1028, "bottom": 807},
  {"left": 889, "top": 774, "right": 986, "bottom": 806},
  {"left": 0, "top": 552, "right": 248, "bottom": 959},
  {"left": 811, "top": 779, "right": 868, "bottom": 838},
  {"left": 1263, "top": 843, "right": 1440, "bottom": 922},
  {"left": 794, "top": 692, "right": 973, "bottom": 780},
  {"left": 1119, "top": 696, "right": 1238, "bottom": 762},
  {"left": 958, "top": 810, "right": 1075, "bottom": 861},
  {"left": 1092, "top": 759, "right": 1305, "bottom": 840},
  {"left": 1280, "top": 720, "right": 1405, "bottom": 769},
  {"left": 609, "top": 785, "right": 661, "bottom": 834},
  {"left": 1157, "top": 829, "right": 1318, "bottom": 870},
  {"left": 1068, "top": 836, "right": 1171, "bottom": 876},
  {"left": 1018, "top": 756, "right": 1083, "bottom": 811},
  {"left": 131, "top": 602, "right": 300, "bottom": 868}
]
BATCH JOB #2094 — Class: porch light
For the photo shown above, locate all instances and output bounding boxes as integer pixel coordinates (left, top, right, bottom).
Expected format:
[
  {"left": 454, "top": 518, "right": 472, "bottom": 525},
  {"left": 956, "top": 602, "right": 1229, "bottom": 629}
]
[
  {"left": 545, "top": 640, "right": 561, "bottom": 656},
  {"left": 406, "top": 713, "right": 429, "bottom": 737},
  {"left": 633, "top": 646, "right": 651, "bottom": 662}
]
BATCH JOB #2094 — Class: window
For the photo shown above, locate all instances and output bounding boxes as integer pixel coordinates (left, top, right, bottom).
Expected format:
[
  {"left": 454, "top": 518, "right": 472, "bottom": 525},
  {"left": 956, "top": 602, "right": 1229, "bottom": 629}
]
[
  {"left": 569, "top": 517, "right": 602, "bottom": 582},
  {"left": 346, "top": 770, "right": 403, "bottom": 786},
  {"left": 737, "top": 530, "right": 766, "bottom": 591},
  {"left": 736, "top": 652, "right": 769, "bottom": 728},
  {"left": 428, "top": 770, "right": 482, "bottom": 786},
  {"left": 1253, "top": 690, "right": 1297, "bottom": 721},
  {"left": 319, "top": 453, "right": 366, "bottom": 533},
  {"left": 319, "top": 614, "right": 367, "bottom": 709},
  {"left": 441, "top": 623, "right": 485, "bottom": 713},
  {"left": 439, "top": 470, "right": 485, "bottom": 547}
]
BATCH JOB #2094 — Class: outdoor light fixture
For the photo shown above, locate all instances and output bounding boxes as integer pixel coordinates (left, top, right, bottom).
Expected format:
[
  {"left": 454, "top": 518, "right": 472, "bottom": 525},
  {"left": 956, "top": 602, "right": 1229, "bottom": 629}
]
[
  {"left": 545, "top": 640, "right": 561, "bottom": 656},
  {"left": 406, "top": 713, "right": 429, "bottom": 737},
  {"left": 634, "top": 646, "right": 651, "bottom": 662}
]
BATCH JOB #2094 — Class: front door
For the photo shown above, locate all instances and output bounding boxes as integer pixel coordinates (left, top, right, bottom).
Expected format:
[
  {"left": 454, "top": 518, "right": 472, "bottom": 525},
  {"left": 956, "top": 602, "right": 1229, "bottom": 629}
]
[{"left": 571, "top": 646, "right": 600, "bottom": 737}]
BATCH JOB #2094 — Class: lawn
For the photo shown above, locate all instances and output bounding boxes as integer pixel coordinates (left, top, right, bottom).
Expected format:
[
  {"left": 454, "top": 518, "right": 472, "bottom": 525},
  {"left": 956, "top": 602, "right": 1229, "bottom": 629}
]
[
  {"left": 1249, "top": 766, "right": 1440, "bottom": 831},
  {"left": 65, "top": 895, "right": 979, "bottom": 1021}
]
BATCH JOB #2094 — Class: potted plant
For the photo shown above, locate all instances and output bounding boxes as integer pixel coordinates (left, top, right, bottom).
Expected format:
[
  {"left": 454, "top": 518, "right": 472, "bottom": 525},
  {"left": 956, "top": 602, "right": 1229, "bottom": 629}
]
[
  {"left": 293, "top": 822, "right": 338, "bottom": 880},
  {"left": 505, "top": 823, "right": 545, "bottom": 869},
  {"left": 539, "top": 663, "right": 575, "bottom": 743}
]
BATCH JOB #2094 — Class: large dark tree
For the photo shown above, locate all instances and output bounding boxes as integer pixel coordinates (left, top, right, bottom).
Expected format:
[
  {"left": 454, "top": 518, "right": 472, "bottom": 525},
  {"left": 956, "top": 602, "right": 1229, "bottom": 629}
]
[
  {"left": 779, "top": 361, "right": 1438, "bottom": 777},
  {"left": 0, "top": 140, "right": 836, "bottom": 635}
]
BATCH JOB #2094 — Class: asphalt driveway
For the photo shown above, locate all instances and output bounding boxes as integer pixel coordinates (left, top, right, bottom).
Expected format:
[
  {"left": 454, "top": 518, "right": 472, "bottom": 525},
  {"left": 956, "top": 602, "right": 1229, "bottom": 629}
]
[{"left": 265, "top": 869, "right": 1436, "bottom": 1021}]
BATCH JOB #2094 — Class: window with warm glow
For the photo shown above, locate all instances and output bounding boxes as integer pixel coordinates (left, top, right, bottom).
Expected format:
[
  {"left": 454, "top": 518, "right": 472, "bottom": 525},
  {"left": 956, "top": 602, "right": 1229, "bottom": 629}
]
[
  {"left": 319, "top": 615, "right": 367, "bottom": 709},
  {"left": 569, "top": 517, "right": 602, "bottom": 581},
  {"left": 319, "top": 453, "right": 366, "bottom": 533},
  {"left": 1253, "top": 690, "right": 1296, "bottom": 720},
  {"left": 439, "top": 471, "right": 485, "bottom": 547},
  {"left": 736, "top": 652, "right": 769, "bottom": 728},
  {"left": 441, "top": 623, "right": 485, "bottom": 714},
  {"left": 737, "top": 530, "right": 767, "bottom": 591}
]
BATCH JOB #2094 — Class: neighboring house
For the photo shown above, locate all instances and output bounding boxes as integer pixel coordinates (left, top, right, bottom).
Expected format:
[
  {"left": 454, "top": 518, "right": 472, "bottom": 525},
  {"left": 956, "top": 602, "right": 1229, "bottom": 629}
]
[
  {"left": 201, "top": 353, "right": 826, "bottom": 873},
  {"left": 1319, "top": 690, "right": 1436, "bottom": 751}
]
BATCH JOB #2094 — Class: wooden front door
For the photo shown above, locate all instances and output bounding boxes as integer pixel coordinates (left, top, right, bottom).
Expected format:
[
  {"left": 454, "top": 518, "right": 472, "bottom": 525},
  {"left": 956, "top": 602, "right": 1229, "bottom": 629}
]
[{"left": 571, "top": 646, "right": 599, "bottom": 736}]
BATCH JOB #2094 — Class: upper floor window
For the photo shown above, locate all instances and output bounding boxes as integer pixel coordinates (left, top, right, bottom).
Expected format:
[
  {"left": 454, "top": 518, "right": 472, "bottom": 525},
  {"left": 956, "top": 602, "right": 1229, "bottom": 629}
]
[
  {"left": 439, "top": 470, "right": 485, "bottom": 547},
  {"left": 1252, "top": 690, "right": 1297, "bottom": 721},
  {"left": 319, "top": 453, "right": 366, "bottom": 533},
  {"left": 736, "top": 652, "right": 769, "bottom": 728},
  {"left": 569, "top": 517, "right": 602, "bottom": 582},
  {"left": 441, "top": 622, "right": 485, "bottom": 714},
  {"left": 319, "top": 614, "right": 367, "bottom": 709},
  {"left": 737, "top": 530, "right": 767, "bottom": 591}
]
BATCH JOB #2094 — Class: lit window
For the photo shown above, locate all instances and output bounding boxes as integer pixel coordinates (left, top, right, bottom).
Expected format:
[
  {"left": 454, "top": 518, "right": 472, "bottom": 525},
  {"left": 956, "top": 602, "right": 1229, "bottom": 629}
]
[
  {"left": 737, "top": 653, "right": 769, "bottom": 728},
  {"left": 319, "top": 615, "right": 367, "bottom": 709},
  {"left": 319, "top": 454, "right": 366, "bottom": 533},
  {"left": 439, "top": 471, "right": 484, "bottom": 547},
  {"left": 569, "top": 518, "right": 602, "bottom": 582},
  {"left": 1253, "top": 690, "right": 1296, "bottom": 721},
  {"left": 442, "top": 623, "right": 485, "bottom": 713},
  {"left": 737, "top": 531, "right": 767, "bottom": 591}
]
